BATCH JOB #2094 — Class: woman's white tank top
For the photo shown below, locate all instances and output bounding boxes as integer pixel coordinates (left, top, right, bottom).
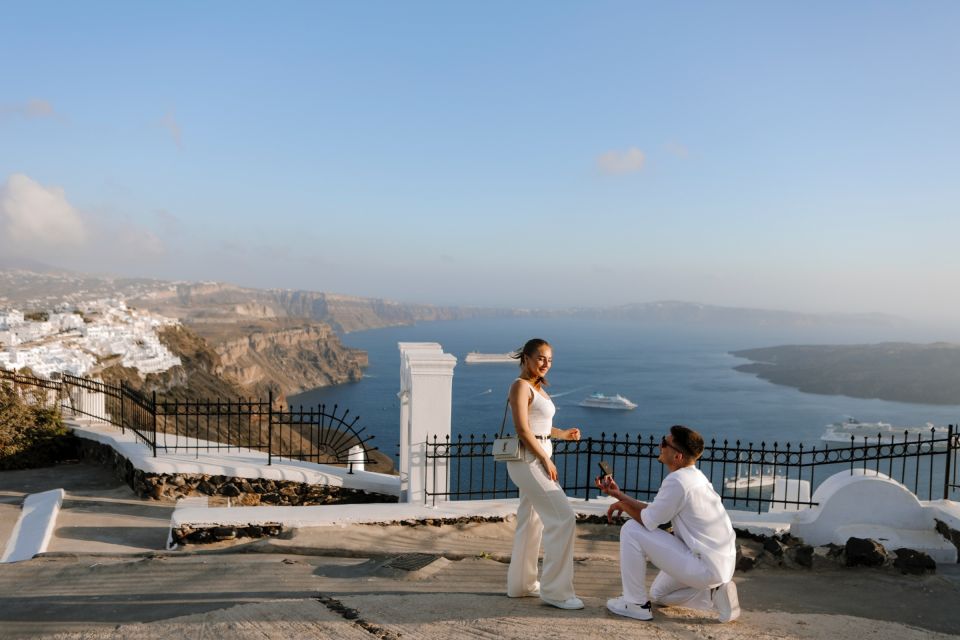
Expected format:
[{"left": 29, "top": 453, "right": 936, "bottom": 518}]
[{"left": 516, "top": 378, "right": 555, "bottom": 437}]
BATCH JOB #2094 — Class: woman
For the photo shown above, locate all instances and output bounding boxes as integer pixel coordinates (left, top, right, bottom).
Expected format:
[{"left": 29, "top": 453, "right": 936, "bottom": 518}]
[{"left": 505, "top": 338, "right": 583, "bottom": 609}]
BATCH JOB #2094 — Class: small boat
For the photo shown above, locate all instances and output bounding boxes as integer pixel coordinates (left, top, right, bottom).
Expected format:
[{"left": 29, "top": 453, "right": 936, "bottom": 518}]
[
  {"left": 464, "top": 352, "right": 516, "bottom": 364},
  {"left": 578, "top": 393, "right": 637, "bottom": 410},
  {"left": 723, "top": 457, "right": 783, "bottom": 491},
  {"left": 821, "top": 418, "right": 949, "bottom": 448},
  {"left": 724, "top": 473, "right": 781, "bottom": 491}
]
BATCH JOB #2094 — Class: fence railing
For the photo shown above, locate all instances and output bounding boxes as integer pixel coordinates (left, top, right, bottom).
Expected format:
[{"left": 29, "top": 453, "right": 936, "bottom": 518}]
[
  {"left": 1, "top": 368, "right": 378, "bottom": 470},
  {"left": 425, "top": 426, "right": 960, "bottom": 512},
  {"left": 6, "top": 366, "right": 959, "bottom": 508}
]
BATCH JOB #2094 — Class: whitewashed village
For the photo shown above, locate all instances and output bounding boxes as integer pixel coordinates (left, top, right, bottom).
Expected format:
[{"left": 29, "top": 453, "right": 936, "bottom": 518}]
[{"left": 0, "top": 301, "right": 181, "bottom": 379}]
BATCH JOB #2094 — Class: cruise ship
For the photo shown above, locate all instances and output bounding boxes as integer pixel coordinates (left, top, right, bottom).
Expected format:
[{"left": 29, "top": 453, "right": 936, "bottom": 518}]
[
  {"left": 578, "top": 393, "right": 637, "bottom": 410},
  {"left": 821, "top": 418, "right": 949, "bottom": 448},
  {"left": 464, "top": 352, "right": 516, "bottom": 364}
]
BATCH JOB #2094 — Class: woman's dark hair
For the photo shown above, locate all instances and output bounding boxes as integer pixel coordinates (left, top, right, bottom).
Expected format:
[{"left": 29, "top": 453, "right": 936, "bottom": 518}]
[
  {"left": 512, "top": 338, "right": 551, "bottom": 386},
  {"left": 670, "top": 425, "right": 704, "bottom": 460}
]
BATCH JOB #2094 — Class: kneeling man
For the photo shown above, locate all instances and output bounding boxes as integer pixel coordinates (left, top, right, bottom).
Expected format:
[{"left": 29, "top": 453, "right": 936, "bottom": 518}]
[{"left": 596, "top": 424, "right": 740, "bottom": 623}]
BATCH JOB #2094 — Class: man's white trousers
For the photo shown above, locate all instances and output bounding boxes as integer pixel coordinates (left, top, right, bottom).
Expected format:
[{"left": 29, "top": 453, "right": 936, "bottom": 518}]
[{"left": 620, "top": 518, "right": 724, "bottom": 609}]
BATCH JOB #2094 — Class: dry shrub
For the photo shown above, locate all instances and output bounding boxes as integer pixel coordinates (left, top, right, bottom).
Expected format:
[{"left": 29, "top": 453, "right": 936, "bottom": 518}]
[{"left": 0, "top": 382, "right": 75, "bottom": 470}]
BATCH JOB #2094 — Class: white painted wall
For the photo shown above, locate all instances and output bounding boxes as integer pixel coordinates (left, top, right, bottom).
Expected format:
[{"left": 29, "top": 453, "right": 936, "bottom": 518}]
[
  {"left": 790, "top": 470, "right": 957, "bottom": 563},
  {"left": 768, "top": 478, "right": 811, "bottom": 512},
  {"left": 1, "top": 489, "right": 64, "bottom": 563},
  {"left": 398, "top": 342, "right": 456, "bottom": 503},
  {"left": 71, "top": 387, "right": 108, "bottom": 423}
]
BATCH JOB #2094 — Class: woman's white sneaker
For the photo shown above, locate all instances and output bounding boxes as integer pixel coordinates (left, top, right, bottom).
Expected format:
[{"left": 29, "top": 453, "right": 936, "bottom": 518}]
[
  {"left": 540, "top": 595, "right": 584, "bottom": 610},
  {"left": 507, "top": 581, "right": 541, "bottom": 598},
  {"left": 606, "top": 596, "right": 653, "bottom": 621}
]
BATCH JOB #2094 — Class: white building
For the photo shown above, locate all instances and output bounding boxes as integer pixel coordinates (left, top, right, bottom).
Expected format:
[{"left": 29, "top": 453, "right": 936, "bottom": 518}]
[
  {"left": 1, "top": 301, "right": 180, "bottom": 379},
  {"left": 0, "top": 310, "right": 25, "bottom": 330},
  {"left": 49, "top": 313, "right": 85, "bottom": 332}
]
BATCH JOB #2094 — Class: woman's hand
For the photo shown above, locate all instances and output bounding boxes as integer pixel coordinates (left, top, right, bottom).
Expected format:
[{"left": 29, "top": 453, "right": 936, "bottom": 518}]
[
  {"left": 541, "top": 457, "right": 558, "bottom": 482},
  {"left": 552, "top": 427, "right": 581, "bottom": 441}
]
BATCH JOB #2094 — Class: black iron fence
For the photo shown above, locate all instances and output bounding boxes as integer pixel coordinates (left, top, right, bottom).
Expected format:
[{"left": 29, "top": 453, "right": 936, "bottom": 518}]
[
  {"left": 1, "top": 369, "right": 377, "bottom": 469},
  {"left": 425, "top": 426, "right": 960, "bottom": 512},
  {"left": 6, "top": 366, "right": 959, "bottom": 508}
]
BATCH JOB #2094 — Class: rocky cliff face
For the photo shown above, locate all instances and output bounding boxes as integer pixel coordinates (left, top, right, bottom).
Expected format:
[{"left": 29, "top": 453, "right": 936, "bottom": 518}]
[
  {"left": 100, "top": 322, "right": 365, "bottom": 404},
  {"left": 270, "top": 290, "right": 517, "bottom": 333},
  {"left": 213, "top": 323, "right": 366, "bottom": 398},
  {"left": 136, "top": 282, "right": 519, "bottom": 334},
  {"left": 101, "top": 324, "right": 244, "bottom": 401},
  {"left": 129, "top": 282, "right": 516, "bottom": 399}
]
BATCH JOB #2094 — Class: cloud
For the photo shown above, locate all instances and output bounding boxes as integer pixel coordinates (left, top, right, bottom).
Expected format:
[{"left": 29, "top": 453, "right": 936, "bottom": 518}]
[
  {"left": 597, "top": 147, "right": 646, "bottom": 175},
  {"left": 81, "top": 206, "right": 168, "bottom": 261},
  {"left": 0, "top": 173, "right": 169, "bottom": 271},
  {"left": 115, "top": 225, "right": 166, "bottom": 258},
  {"left": 154, "top": 209, "right": 181, "bottom": 236},
  {"left": 664, "top": 141, "right": 689, "bottom": 159},
  {"left": 159, "top": 109, "right": 183, "bottom": 148},
  {"left": 0, "top": 99, "right": 58, "bottom": 121},
  {"left": 0, "top": 174, "right": 87, "bottom": 249}
]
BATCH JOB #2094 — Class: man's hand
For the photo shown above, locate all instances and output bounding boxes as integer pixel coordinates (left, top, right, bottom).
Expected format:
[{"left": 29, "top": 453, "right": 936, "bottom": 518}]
[
  {"left": 606, "top": 500, "right": 627, "bottom": 524},
  {"left": 595, "top": 474, "right": 621, "bottom": 499},
  {"left": 596, "top": 476, "right": 647, "bottom": 523}
]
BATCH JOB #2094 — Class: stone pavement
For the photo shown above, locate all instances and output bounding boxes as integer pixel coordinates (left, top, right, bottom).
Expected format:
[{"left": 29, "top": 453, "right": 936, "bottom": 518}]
[
  {"left": 2, "top": 551, "right": 959, "bottom": 640},
  {"left": 0, "top": 463, "right": 174, "bottom": 555},
  {"left": 2, "top": 463, "right": 960, "bottom": 639}
]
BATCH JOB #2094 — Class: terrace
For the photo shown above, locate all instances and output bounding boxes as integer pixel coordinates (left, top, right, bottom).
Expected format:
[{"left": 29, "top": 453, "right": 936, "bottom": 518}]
[{"left": 2, "top": 341, "right": 959, "bottom": 566}]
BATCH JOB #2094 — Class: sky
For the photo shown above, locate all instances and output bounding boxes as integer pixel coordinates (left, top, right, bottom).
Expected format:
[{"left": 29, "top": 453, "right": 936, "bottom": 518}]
[{"left": 1, "top": 2, "right": 958, "bottom": 321}]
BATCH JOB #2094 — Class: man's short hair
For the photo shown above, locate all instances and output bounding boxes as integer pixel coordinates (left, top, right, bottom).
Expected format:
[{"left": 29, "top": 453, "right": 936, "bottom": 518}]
[{"left": 670, "top": 425, "right": 704, "bottom": 460}]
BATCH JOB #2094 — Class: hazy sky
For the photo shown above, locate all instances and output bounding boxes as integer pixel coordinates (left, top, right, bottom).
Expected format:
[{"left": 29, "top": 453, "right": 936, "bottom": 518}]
[{"left": 1, "top": 2, "right": 958, "bottom": 319}]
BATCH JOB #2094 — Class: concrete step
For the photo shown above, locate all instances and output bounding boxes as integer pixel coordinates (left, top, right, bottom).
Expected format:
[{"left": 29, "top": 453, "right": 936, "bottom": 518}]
[{"left": 1, "top": 488, "right": 64, "bottom": 563}]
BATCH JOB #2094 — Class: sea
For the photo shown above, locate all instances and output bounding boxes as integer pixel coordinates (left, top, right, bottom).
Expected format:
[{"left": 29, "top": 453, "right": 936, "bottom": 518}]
[{"left": 290, "top": 316, "right": 960, "bottom": 462}]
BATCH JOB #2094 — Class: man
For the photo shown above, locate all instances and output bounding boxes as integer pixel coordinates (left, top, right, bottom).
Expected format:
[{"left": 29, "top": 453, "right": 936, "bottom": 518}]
[{"left": 596, "top": 424, "right": 740, "bottom": 623}]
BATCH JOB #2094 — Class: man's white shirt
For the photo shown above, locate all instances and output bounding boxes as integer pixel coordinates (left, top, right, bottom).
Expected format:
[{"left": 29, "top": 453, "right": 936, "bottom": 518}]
[{"left": 639, "top": 465, "right": 736, "bottom": 582}]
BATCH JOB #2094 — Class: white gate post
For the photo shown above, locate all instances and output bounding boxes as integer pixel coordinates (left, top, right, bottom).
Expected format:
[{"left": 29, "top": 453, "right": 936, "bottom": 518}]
[
  {"left": 398, "top": 342, "right": 456, "bottom": 503},
  {"left": 81, "top": 386, "right": 108, "bottom": 424}
]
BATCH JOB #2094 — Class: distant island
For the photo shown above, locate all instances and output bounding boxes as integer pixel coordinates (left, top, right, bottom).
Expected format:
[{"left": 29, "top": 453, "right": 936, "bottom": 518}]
[{"left": 731, "top": 343, "right": 960, "bottom": 406}]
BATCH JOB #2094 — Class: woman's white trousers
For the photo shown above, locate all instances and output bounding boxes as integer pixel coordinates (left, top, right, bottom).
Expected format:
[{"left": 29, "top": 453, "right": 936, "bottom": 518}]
[{"left": 506, "top": 442, "right": 576, "bottom": 601}]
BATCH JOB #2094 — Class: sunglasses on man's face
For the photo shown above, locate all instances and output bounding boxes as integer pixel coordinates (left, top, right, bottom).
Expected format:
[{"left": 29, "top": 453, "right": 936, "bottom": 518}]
[{"left": 660, "top": 436, "right": 688, "bottom": 456}]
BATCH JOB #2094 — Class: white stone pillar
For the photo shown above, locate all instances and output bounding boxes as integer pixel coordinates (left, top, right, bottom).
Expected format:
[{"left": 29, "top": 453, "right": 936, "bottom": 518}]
[
  {"left": 398, "top": 342, "right": 456, "bottom": 503},
  {"left": 80, "top": 387, "right": 108, "bottom": 424},
  {"left": 347, "top": 444, "right": 365, "bottom": 472}
]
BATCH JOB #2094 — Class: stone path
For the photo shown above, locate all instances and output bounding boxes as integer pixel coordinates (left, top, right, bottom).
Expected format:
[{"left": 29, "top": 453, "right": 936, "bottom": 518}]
[{"left": 2, "top": 462, "right": 960, "bottom": 639}]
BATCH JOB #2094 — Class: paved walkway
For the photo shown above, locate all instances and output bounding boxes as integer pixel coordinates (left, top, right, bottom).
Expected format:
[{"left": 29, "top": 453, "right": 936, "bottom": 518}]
[
  {"left": 2, "top": 463, "right": 960, "bottom": 639},
  {"left": 2, "top": 548, "right": 958, "bottom": 639},
  {"left": 0, "top": 463, "right": 174, "bottom": 555}
]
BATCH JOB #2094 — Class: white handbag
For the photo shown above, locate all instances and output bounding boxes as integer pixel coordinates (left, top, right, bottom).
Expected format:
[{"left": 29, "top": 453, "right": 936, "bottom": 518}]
[{"left": 492, "top": 401, "right": 524, "bottom": 462}]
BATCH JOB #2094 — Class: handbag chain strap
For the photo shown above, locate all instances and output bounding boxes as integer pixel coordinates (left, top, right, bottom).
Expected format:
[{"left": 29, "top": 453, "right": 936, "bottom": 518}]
[{"left": 497, "top": 400, "right": 510, "bottom": 438}]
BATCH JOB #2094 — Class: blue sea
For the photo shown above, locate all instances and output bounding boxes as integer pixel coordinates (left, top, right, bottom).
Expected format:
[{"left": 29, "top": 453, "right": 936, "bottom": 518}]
[{"left": 290, "top": 317, "right": 960, "bottom": 461}]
